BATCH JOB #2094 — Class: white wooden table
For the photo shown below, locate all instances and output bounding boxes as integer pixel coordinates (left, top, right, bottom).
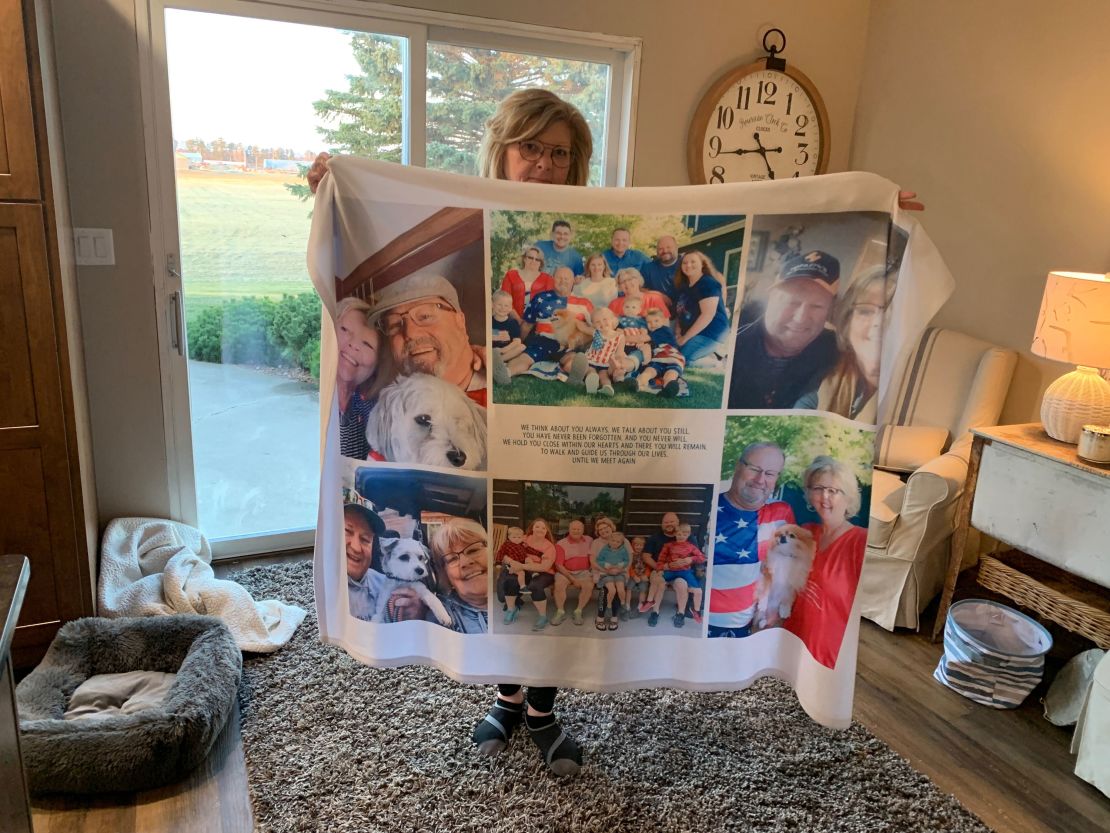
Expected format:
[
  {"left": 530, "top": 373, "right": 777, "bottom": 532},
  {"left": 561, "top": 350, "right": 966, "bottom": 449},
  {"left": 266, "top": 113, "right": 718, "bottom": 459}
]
[{"left": 932, "top": 423, "right": 1110, "bottom": 643}]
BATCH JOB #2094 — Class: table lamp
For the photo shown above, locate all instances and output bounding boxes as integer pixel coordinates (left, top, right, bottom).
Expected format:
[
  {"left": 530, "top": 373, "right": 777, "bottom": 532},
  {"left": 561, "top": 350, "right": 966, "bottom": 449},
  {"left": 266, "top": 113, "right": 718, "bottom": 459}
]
[{"left": 1030, "top": 271, "right": 1110, "bottom": 443}]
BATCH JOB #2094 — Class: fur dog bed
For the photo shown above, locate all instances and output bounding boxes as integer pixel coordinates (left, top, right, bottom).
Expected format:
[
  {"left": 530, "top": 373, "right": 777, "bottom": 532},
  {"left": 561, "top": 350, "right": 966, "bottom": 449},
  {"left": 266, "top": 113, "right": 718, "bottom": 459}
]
[{"left": 16, "top": 614, "right": 241, "bottom": 794}]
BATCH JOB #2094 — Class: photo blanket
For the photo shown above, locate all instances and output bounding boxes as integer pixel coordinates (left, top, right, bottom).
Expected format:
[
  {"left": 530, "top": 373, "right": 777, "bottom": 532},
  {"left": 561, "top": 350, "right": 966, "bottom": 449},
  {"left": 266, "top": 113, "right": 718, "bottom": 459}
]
[{"left": 310, "top": 159, "right": 953, "bottom": 728}]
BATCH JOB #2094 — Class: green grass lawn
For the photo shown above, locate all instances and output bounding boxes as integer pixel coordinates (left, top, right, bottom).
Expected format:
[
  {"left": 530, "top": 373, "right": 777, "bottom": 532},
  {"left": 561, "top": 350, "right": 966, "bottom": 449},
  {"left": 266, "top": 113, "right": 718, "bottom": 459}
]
[
  {"left": 176, "top": 170, "right": 314, "bottom": 324},
  {"left": 492, "top": 367, "right": 725, "bottom": 409}
]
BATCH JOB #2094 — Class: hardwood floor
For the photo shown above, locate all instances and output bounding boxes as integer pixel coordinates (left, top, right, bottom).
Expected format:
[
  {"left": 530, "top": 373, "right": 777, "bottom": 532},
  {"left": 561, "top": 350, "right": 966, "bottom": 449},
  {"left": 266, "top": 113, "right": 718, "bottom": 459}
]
[{"left": 28, "top": 560, "right": 1110, "bottom": 833}]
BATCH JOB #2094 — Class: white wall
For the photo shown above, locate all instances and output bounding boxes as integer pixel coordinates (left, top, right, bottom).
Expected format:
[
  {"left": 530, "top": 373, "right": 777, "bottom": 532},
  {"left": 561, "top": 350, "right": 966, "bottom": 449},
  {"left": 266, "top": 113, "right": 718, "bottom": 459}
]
[
  {"left": 850, "top": 0, "right": 1110, "bottom": 423},
  {"left": 51, "top": 0, "right": 872, "bottom": 522}
]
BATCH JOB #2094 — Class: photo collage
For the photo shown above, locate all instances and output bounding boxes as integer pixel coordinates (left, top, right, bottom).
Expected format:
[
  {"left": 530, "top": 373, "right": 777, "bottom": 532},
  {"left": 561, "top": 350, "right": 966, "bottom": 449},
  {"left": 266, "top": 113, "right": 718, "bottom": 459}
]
[{"left": 332, "top": 202, "right": 900, "bottom": 669}]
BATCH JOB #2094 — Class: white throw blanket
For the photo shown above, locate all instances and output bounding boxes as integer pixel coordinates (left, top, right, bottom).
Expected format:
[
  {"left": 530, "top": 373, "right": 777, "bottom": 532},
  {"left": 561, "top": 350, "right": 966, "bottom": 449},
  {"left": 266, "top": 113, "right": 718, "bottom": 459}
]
[{"left": 97, "top": 517, "right": 306, "bottom": 653}]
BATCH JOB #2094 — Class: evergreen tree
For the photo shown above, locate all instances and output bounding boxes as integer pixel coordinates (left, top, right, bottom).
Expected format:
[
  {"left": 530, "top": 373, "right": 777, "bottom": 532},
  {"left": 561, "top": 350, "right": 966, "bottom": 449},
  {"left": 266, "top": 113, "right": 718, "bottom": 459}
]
[{"left": 287, "top": 33, "right": 609, "bottom": 202}]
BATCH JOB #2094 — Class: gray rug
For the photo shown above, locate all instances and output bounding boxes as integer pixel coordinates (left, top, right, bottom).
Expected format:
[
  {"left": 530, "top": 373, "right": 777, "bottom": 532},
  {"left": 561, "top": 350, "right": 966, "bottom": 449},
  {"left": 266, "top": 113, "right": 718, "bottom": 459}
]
[{"left": 232, "top": 561, "right": 991, "bottom": 833}]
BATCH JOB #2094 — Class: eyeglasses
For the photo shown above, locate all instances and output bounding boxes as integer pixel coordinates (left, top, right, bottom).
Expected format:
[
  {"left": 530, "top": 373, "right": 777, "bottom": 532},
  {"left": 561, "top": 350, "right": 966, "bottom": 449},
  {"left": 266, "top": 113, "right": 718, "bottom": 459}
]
[
  {"left": 852, "top": 303, "right": 885, "bottom": 321},
  {"left": 378, "top": 302, "right": 453, "bottom": 336},
  {"left": 442, "top": 541, "right": 485, "bottom": 566},
  {"left": 740, "top": 459, "right": 781, "bottom": 480},
  {"left": 516, "top": 139, "right": 573, "bottom": 168},
  {"left": 806, "top": 485, "right": 846, "bottom": 498},
  {"left": 523, "top": 253, "right": 544, "bottom": 263}
]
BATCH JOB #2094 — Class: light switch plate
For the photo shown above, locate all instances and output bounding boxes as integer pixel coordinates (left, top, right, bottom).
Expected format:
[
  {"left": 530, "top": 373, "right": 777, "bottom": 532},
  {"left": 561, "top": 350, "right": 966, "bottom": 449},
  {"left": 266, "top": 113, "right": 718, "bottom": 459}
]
[{"left": 73, "top": 227, "right": 115, "bottom": 266}]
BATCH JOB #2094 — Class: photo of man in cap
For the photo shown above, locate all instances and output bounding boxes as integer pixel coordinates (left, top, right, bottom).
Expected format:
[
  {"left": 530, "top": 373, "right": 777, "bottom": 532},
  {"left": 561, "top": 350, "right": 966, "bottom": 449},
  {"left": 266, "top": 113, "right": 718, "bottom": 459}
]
[
  {"left": 727, "top": 250, "right": 841, "bottom": 409},
  {"left": 344, "top": 499, "right": 425, "bottom": 622},
  {"left": 370, "top": 273, "right": 487, "bottom": 408}
]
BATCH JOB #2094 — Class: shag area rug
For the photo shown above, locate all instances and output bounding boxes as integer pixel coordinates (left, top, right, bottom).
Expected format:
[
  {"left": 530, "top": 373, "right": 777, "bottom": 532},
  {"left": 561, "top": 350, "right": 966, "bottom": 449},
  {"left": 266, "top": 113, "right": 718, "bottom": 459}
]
[{"left": 232, "top": 562, "right": 991, "bottom": 833}]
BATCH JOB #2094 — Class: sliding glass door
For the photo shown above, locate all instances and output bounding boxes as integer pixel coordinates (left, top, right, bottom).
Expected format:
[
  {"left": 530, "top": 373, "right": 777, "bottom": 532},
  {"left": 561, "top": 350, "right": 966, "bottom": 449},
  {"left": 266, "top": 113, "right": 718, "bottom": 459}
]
[{"left": 141, "top": 0, "right": 637, "bottom": 557}]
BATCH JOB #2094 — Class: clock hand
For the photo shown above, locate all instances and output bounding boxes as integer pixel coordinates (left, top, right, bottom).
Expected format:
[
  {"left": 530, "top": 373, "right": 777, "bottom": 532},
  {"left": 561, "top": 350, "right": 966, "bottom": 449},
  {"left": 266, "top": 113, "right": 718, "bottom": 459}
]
[{"left": 752, "top": 133, "right": 777, "bottom": 180}]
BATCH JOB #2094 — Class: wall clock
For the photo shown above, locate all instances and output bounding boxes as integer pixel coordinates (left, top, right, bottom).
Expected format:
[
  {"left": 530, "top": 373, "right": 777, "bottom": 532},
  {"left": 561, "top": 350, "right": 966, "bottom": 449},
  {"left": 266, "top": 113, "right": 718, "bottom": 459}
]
[{"left": 687, "top": 30, "right": 829, "bottom": 184}]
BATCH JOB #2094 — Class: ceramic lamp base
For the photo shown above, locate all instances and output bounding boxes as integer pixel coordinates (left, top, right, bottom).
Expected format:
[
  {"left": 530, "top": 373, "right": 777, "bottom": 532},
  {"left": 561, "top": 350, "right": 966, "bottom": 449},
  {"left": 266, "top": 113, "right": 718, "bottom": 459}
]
[{"left": 1040, "top": 366, "right": 1110, "bottom": 444}]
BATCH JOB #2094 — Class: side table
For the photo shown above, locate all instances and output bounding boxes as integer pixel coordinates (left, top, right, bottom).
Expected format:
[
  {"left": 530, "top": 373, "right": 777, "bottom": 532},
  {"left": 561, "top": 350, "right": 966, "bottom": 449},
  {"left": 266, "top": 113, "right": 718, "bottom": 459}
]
[{"left": 932, "top": 423, "right": 1110, "bottom": 644}]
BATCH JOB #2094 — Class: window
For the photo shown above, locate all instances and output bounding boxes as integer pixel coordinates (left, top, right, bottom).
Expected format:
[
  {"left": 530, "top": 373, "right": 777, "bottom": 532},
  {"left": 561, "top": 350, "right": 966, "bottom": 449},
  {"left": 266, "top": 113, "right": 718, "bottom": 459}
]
[{"left": 143, "top": 0, "right": 640, "bottom": 554}]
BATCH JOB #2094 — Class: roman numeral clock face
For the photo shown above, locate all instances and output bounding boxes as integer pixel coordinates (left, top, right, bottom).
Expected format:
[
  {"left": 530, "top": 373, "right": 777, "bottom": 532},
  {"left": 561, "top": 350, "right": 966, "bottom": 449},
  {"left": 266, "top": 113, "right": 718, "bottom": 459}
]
[{"left": 688, "top": 63, "right": 829, "bottom": 184}]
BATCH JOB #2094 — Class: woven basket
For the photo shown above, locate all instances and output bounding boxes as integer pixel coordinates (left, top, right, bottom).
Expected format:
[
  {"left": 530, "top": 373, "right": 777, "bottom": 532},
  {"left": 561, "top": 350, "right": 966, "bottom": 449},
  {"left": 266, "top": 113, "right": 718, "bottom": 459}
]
[{"left": 978, "top": 555, "right": 1110, "bottom": 649}]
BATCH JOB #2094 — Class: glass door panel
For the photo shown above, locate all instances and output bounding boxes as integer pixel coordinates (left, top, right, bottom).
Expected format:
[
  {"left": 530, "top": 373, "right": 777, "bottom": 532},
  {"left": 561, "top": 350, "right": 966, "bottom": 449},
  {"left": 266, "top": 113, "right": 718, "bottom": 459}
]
[
  {"left": 425, "top": 42, "right": 609, "bottom": 184},
  {"left": 162, "top": 8, "right": 406, "bottom": 545}
]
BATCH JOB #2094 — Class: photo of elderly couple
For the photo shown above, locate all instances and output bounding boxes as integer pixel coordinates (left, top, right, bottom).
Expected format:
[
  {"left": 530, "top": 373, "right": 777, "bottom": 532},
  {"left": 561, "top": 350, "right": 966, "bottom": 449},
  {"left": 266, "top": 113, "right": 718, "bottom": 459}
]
[
  {"left": 490, "top": 480, "right": 714, "bottom": 637},
  {"left": 489, "top": 212, "right": 743, "bottom": 409},
  {"left": 333, "top": 204, "right": 487, "bottom": 470},
  {"left": 728, "top": 212, "right": 907, "bottom": 422},
  {"left": 343, "top": 466, "right": 490, "bottom": 633},
  {"left": 708, "top": 414, "right": 876, "bottom": 669}
]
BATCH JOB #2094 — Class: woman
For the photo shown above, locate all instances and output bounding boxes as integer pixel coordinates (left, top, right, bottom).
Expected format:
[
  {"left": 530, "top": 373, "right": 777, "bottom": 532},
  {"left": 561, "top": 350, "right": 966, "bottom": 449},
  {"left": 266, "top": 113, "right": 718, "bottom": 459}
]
[
  {"left": 783, "top": 456, "right": 869, "bottom": 670},
  {"left": 335, "top": 297, "right": 393, "bottom": 459},
  {"left": 429, "top": 518, "right": 489, "bottom": 634},
  {"left": 672, "top": 250, "right": 730, "bottom": 364},
  {"left": 794, "top": 267, "right": 893, "bottom": 422},
  {"left": 576, "top": 253, "right": 619, "bottom": 308},
  {"left": 502, "top": 518, "right": 557, "bottom": 631},
  {"left": 608, "top": 267, "right": 671, "bottom": 318},
  {"left": 500, "top": 246, "right": 554, "bottom": 318},
  {"left": 588, "top": 516, "right": 619, "bottom": 625}
]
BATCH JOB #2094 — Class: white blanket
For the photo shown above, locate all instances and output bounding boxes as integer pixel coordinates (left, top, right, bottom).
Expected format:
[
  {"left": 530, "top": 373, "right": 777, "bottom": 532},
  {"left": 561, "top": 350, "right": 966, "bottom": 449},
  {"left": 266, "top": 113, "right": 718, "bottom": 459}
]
[{"left": 97, "top": 517, "right": 306, "bottom": 653}]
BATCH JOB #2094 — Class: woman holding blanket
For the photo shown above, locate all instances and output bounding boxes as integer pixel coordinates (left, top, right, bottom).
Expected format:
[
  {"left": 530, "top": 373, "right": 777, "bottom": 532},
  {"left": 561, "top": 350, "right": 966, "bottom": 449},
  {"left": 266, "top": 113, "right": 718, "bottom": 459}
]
[{"left": 310, "top": 88, "right": 921, "bottom": 779}]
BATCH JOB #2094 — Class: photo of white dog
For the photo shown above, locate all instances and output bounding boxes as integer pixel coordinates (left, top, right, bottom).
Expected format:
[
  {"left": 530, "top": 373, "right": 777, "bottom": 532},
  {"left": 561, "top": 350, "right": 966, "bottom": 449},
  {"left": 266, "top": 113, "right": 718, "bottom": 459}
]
[
  {"left": 372, "top": 537, "right": 454, "bottom": 626},
  {"left": 751, "top": 524, "right": 816, "bottom": 631},
  {"left": 365, "top": 373, "right": 487, "bottom": 470}
]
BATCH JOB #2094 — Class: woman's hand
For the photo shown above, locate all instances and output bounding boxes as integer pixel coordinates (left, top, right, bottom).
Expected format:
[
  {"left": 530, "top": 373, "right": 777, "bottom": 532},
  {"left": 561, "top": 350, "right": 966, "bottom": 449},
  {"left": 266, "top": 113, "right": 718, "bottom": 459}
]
[
  {"left": 387, "top": 587, "right": 427, "bottom": 622},
  {"left": 897, "top": 190, "right": 924, "bottom": 212},
  {"left": 308, "top": 152, "right": 332, "bottom": 194}
]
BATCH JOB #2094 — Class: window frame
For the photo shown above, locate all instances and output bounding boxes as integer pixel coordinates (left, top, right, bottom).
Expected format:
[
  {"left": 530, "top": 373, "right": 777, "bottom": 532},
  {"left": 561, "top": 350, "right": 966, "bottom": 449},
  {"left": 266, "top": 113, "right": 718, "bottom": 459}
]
[{"left": 136, "top": 0, "right": 640, "bottom": 557}]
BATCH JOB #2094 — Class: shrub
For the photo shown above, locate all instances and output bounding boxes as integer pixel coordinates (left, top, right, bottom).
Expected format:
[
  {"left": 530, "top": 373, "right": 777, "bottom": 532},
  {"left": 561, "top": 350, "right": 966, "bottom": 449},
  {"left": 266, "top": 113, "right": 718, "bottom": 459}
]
[{"left": 186, "top": 292, "right": 323, "bottom": 382}]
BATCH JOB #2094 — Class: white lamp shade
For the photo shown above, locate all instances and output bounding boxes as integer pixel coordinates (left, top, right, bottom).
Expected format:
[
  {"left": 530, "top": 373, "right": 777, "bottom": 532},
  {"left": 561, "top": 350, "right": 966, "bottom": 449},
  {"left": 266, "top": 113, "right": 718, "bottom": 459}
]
[{"left": 1030, "top": 271, "right": 1110, "bottom": 368}]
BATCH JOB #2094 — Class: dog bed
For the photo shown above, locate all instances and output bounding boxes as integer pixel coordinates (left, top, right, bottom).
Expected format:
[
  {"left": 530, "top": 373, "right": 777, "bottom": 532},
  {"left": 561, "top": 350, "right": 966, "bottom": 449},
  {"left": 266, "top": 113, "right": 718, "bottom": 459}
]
[{"left": 16, "top": 614, "right": 241, "bottom": 794}]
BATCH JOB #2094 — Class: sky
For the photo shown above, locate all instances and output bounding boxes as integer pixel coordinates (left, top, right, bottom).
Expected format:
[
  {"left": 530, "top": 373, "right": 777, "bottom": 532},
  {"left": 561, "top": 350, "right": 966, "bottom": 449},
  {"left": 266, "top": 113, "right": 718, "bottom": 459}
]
[{"left": 165, "top": 9, "right": 382, "bottom": 152}]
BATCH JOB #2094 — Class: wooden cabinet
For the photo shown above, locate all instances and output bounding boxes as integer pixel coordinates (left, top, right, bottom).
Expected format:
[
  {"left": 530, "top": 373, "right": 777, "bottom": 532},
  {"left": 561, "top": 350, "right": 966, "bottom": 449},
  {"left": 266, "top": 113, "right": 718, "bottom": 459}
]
[{"left": 0, "top": 0, "right": 95, "bottom": 665}]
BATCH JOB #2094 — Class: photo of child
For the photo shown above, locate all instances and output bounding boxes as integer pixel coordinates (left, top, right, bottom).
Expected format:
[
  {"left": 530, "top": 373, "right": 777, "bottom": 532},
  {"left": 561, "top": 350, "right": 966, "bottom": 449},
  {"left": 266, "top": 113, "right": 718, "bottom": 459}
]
[
  {"left": 495, "top": 526, "right": 543, "bottom": 594},
  {"left": 491, "top": 290, "right": 524, "bottom": 360}
]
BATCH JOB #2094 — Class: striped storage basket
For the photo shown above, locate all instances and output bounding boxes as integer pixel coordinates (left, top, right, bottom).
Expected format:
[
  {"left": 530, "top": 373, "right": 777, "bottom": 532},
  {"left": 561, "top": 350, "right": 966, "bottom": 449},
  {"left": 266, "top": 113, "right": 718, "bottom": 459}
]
[{"left": 934, "top": 598, "right": 1053, "bottom": 708}]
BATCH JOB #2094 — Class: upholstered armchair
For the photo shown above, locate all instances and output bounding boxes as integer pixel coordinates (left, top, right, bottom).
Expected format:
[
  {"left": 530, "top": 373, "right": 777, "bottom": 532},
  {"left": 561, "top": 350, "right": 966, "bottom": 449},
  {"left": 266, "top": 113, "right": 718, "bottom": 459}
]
[{"left": 859, "top": 328, "right": 1017, "bottom": 631}]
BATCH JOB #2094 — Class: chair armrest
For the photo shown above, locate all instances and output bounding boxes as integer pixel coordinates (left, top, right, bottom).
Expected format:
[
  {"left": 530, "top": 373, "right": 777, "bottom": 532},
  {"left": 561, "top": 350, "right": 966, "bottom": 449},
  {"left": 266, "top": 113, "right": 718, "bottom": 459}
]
[{"left": 902, "top": 449, "right": 968, "bottom": 512}]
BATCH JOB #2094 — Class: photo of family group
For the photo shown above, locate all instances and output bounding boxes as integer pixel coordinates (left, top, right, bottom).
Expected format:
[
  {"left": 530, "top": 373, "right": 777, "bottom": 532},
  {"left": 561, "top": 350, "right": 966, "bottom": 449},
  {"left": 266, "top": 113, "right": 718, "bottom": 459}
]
[
  {"left": 727, "top": 212, "right": 907, "bottom": 422},
  {"left": 490, "top": 479, "right": 714, "bottom": 637},
  {"left": 343, "top": 465, "right": 489, "bottom": 633},
  {"left": 708, "top": 414, "right": 875, "bottom": 669},
  {"left": 489, "top": 211, "right": 745, "bottom": 409},
  {"left": 333, "top": 203, "right": 487, "bottom": 469}
]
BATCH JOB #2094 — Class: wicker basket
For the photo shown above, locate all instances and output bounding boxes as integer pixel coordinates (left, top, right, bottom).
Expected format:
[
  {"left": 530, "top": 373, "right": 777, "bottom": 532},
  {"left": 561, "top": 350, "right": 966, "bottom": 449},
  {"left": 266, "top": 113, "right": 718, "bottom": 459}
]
[{"left": 977, "top": 555, "right": 1110, "bottom": 649}]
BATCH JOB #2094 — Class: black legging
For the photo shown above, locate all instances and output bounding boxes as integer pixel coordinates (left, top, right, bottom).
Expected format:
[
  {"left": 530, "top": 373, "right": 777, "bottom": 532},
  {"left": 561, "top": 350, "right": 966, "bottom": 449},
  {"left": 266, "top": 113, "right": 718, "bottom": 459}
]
[{"left": 498, "top": 684, "right": 557, "bottom": 714}]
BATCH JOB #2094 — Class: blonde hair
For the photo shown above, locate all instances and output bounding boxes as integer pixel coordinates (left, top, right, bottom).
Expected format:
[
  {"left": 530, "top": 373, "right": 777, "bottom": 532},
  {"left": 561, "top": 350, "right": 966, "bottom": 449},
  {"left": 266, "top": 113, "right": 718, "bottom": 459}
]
[
  {"left": 429, "top": 518, "right": 487, "bottom": 595},
  {"left": 804, "top": 456, "right": 862, "bottom": 519},
  {"left": 492, "top": 289, "right": 513, "bottom": 304},
  {"left": 335, "top": 295, "right": 395, "bottom": 401},
  {"left": 817, "top": 267, "right": 895, "bottom": 419},
  {"left": 677, "top": 522, "right": 692, "bottom": 533},
  {"left": 478, "top": 89, "right": 593, "bottom": 187},
  {"left": 615, "top": 267, "right": 645, "bottom": 290},
  {"left": 583, "top": 253, "right": 611, "bottom": 278},
  {"left": 520, "top": 246, "right": 545, "bottom": 270}
]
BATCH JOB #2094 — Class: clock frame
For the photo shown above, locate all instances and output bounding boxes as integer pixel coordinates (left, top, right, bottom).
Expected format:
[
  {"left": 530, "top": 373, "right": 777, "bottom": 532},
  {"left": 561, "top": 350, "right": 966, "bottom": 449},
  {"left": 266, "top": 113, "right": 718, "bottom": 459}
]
[{"left": 686, "top": 58, "right": 830, "bottom": 185}]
